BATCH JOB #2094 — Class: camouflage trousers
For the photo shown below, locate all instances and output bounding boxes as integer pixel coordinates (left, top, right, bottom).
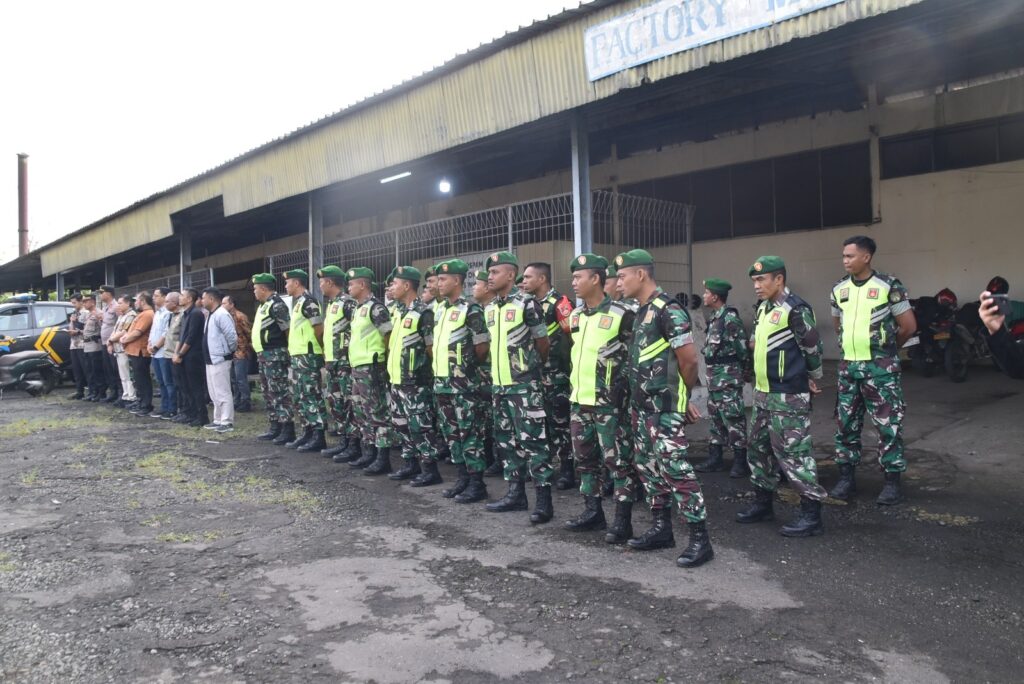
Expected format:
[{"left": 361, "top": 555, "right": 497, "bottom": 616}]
[
  {"left": 570, "top": 404, "right": 618, "bottom": 498},
  {"left": 613, "top": 405, "right": 642, "bottom": 503},
  {"left": 834, "top": 371, "right": 906, "bottom": 473},
  {"left": 390, "top": 384, "right": 440, "bottom": 463},
  {"left": 543, "top": 382, "right": 572, "bottom": 466},
  {"left": 494, "top": 385, "right": 553, "bottom": 485},
  {"left": 257, "top": 348, "right": 291, "bottom": 423},
  {"left": 323, "top": 360, "right": 353, "bottom": 437},
  {"left": 632, "top": 410, "right": 706, "bottom": 523},
  {"left": 478, "top": 388, "right": 494, "bottom": 457},
  {"left": 436, "top": 390, "right": 485, "bottom": 473},
  {"left": 288, "top": 353, "right": 325, "bottom": 430},
  {"left": 707, "top": 381, "right": 747, "bottom": 450},
  {"left": 351, "top": 364, "right": 393, "bottom": 448},
  {"left": 748, "top": 391, "right": 827, "bottom": 501}
]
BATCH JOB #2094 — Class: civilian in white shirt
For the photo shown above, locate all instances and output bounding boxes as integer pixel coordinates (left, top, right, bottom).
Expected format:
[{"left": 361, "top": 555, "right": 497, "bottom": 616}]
[{"left": 201, "top": 287, "right": 238, "bottom": 433}]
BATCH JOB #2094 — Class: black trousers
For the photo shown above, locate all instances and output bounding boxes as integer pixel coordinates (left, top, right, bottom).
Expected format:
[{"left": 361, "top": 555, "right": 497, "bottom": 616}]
[
  {"left": 172, "top": 361, "right": 190, "bottom": 417},
  {"left": 103, "top": 349, "right": 122, "bottom": 398},
  {"left": 181, "top": 353, "right": 208, "bottom": 423},
  {"left": 70, "top": 348, "right": 87, "bottom": 395},
  {"left": 128, "top": 354, "right": 153, "bottom": 410},
  {"left": 85, "top": 351, "right": 107, "bottom": 397}
]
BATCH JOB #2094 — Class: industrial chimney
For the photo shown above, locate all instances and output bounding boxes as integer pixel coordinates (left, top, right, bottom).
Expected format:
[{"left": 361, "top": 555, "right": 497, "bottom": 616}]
[{"left": 18, "top": 153, "right": 29, "bottom": 257}]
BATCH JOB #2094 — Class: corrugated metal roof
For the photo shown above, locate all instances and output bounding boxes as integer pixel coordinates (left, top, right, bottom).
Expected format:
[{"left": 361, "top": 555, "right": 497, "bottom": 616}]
[{"left": 39, "top": 0, "right": 926, "bottom": 276}]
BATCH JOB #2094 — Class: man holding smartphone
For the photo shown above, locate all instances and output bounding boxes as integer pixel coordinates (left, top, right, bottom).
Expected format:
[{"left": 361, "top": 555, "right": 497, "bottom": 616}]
[{"left": 980, "top": 290, "right": 1024, "bottom": 379}]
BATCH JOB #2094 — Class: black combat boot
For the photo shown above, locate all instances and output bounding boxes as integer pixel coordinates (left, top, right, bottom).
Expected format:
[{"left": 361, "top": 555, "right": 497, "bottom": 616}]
[
  {"left": 322, "top": 436, "right": 349, "bottom": 458},
  {"left": 349, "top": 443, "right": 378, "bottom": 469},
  {"left": 735, "top": 488, "right": 775, "bottom": 523},
  {"left": 694, "top": 444, "right": 726, "bottom": 473},
  {"left": 530, "top": 486, "right": 554, "bottom": 524},
  {"left": 605, "top": 501, "right": 634, "bottom": 544},
  {"left": 483, "top": 457, "right": 504, "bottom": 477},
  {"left": 454, "top": 472, "right": 488, "bottom": 503},
  {"left": 829, "top": 463, "right": 857, "bottom": 501},
  {"left": 565, "top": 496, "right": 606, "bottom": 531},
  {"left": 410, "top": 460, "right": 443, "bottom": 487},
  {"left": 627, "top": 507, "right": 675, "bottom": 550},
  {"left": 257, "top": 421, "right": 281, "bottom": 441},
  {"left": 362, "top": 447, "right": 392, "bottom": 476},
  {"left": 876, "top": 472, "right": 903, "bottom": 506},
  {"left": 442, "top": 464, "right": 470, "bottom": 498},
  {"left": 285, "top": 426, "right": 313, "bottom": 449},
  {"left": 729, "top": 448, "right": 751, "bottom": 478},
  {"left": 297, "top": 429, "right": 326, "bottom": 453},
  {"left": 335, "top": 437, "right": 362, "bottom": 463},
  {"left": 780, "top": 498, "right": 823, "bottom": 537},
  {"left": 272, "top": 422, "right": 296, "bottom": 446},
  {"left": 554, "top": 457, "right": 575, "bottom": 490},
  {"left": 676, "top": 521, "right": 714, "bottom": 568},
  {"left": 389, "top": 458, "right": 421, "bottom": 480},
  {"left": 485, "top": 480, "right": 528, "bottom": 512}
]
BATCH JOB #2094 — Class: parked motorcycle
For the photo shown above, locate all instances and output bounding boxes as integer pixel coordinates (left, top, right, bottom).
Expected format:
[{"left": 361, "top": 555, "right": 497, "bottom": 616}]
[
  {"left": 904, "top": 289, "right": 958, "bottom": 378},
  {"left": 0, "top": 335, "right": 60, "bottom": 397}
]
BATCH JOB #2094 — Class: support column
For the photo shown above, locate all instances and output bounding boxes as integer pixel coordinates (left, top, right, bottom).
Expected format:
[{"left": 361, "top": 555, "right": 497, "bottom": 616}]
[
  {"left": 55, "top": 272, "right": 65, "bottom": 300},
  {"left": 571, "top": 112, "right": 592, "bottom": 257},
  {"left": 104, "top": 260, "right": 116, "bottom": 287},
  {"left": 867, "top": 83, "right": 882, "bottom": 223},
  {"left": 308, "top": 193, "right": 324, "bottom": 301},
  {"left": 179, "top": 226, "right": 192, "bottom": 291}
]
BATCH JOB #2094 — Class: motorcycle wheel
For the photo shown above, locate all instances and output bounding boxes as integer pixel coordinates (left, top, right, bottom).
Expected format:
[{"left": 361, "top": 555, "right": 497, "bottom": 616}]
[
  {"left": 22, "top": 366, "right": 58, "bottom": 397},
  {"left": 944, "top": 338, "right": 969, "bottom": 383}
]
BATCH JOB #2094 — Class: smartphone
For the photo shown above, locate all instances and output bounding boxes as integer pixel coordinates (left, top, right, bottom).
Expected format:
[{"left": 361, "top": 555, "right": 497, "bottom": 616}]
[{"left": 991, "top": 293, "right": 1011, "bottom": 318}]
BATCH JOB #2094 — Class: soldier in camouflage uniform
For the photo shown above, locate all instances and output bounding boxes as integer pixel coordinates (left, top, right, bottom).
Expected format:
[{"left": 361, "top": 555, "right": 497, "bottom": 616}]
[
  {"left": 251, "top": 273, "right": 295, "bottom": 444},
  {"left": 604, "top": 263, "right": 642, "bottom": 508},
  {"left": 563, "top": 254, "right": 636, "bottom": 537},
  {"left": 473, "top": 269, "right": 501, "bottom": 477},
  {"left": 617, "top": 249, "right": 713, "bottom": 568},
  {"left": 694, "top": 278, "right": 752, "bottom": 478},
  {"left": 736, "top": 256, "right": 828, "bottom": 537},
  {"left": 522, "top": 262, "right": 575, "bottom": 490},
  {"left": 483, "top": 251, "right": 555, "bottom": 524},
  {"left": 315, "top": 266, "right": 359, "bottom": 462},
  {"left": 830, "top": 236, "right": 916, "bottom": 505},
  {"left": 431, "top": 259, "right": 492, "bottom": 502},
  {"left": 378, "top": 266, "right": 443, "bottom": 481},
  {"left": 282, "top": 269, "right": 328, "bottom": 452},
  {"left": 344, "top": 267, "right": 396, "bottom": 471}
]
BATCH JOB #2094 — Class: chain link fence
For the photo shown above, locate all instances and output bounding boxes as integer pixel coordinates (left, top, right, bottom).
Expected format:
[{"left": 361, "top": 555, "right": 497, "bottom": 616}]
[
  {"left": 116, "top": 268, "right": 214, "bottom": 297},
  {"left": 267, "top": 191, "right": 694, "bottom": 299}
]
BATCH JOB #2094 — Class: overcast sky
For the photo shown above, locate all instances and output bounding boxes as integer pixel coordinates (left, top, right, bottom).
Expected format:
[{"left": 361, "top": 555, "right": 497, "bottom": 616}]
[{"left": 0, "top": 0, "right": 575, "bottom": 265}]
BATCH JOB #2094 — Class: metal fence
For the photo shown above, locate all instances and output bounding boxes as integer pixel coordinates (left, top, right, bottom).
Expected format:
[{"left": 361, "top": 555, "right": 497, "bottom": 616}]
[
  {"left": 267, "top": 191, "right": 694, "bottom": 298},
  {"left": 116, "top": 268, "right": 214, "bottom": 297}
]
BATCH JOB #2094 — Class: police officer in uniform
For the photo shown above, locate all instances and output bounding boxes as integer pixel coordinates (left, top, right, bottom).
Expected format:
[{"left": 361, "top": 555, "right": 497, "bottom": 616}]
[
  {"left": 472, "top": 268, "right": 501, "bottom": 478},
  {"left": 250, "top": 273, "right": 294, "bottom": 444},
  {"left": 521, "top": 262, "right": 575, "bottom": 490},
  {"left": 345, "top": 267, "right": 396, "bottom": 470},
  {"left": 282, "top": 269, "right": 328, "bottom": 452},
  {"left": 829, "top": 236, "right": 916, "bottom": 505},
  {"left": 694, "top": 278, "right": 752, "bottom": 478},
  {"left": 431, "top": 259, "right": 492, "bottom": 502},
  {"left": 483, "top": 252, "right": 555, "bottom": 524},
  {"left": 617, "top": 249, "right": 714, "bottom": 568},
  {"left": 316, "top": 266, "right": 359, "bottom": 461},
  {"left": 563, "top": 254, "right": 635, "bottom": 534},
  {"left": 736, "top": 256, "right": 829, "bottom": 537}
]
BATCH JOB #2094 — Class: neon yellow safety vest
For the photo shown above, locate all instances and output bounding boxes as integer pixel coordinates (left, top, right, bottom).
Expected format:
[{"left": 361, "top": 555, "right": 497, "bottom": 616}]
[
  {"left": 629, "top": 294, "right": 688, "bottom": 413},
  {"left": 321, "top": 297, "right": 348, "bottom": 363},
  {"left": 387, "top": 304, "right": 426, "bottom": 385},
  {"left": 485, "top": 294, "right": 542, "bottom": 388},
  {"left": 432, "top": 300, "right": 470, "bottom": 379},
  {"left": 251, "top": 301, "right": 268, "bottom": 354},
  {"left": 569, "top": 301, "right": 626, "bottom": 407},
  {"left": 752, "top": 293, "right": 811, "bottom": 394},
  {"left": 288, "top": 295, "right": 322, "bottom": 357},
  {"left": 832, "top": 275, "right": 893, "bottom": 362},
  {"left": 349, "top": 300, "right": 387, "bottom": 367}
]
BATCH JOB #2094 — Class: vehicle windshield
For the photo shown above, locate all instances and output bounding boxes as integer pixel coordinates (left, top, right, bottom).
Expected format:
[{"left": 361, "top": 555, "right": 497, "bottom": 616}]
[{"left": 0, "top": 306, "right": 30, "bottom": 332}]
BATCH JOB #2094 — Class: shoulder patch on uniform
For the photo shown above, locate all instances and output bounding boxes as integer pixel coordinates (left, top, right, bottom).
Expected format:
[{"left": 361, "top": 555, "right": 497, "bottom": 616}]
[
  {"left": 598, "top": 315, "right": 613, "bottom": 329},
  {"left": 504, "top": 309, "right": 516, "bottom": 322},
  {"left": 839, "top": 288, "right": 849, "bottom": 302},
  {"left": 486, "top": 309, "right": 495, "bottom": 326},
  {"left": 770, "top": 310, "right": 783, "bottom": 324},
  {"left": 867, "top": 288, "right": 879, "bottom": 300},
  {"left": 643, "top": 309, "right": 655, "bottom": 324},
  {"left": 403, "top": 317, "right": 412, "bottom": 328},
  {"left": 449, "top": 310, "right": 460, "bottom": 321},
  {"left": 571, "top": 313, "right": 580, "bottom": 328}
]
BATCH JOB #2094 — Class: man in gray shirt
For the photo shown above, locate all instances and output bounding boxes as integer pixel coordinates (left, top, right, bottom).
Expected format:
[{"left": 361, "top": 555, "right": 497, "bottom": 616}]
[
  {"left": 201, "top": 287, "right": 238, "bottom": 432},
  {"left": 98, "top": 285, "right": 121, "bottom": 403}
]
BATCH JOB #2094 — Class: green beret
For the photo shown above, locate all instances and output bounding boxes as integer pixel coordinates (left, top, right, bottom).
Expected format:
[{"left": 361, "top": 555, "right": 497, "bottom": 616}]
[
  {"left": 606, "top": 264, "right": 618, "bottom": 278},
  {"left": 346, "top": 266, "right": 375, "bottom": 281},
  {"left": 485, "top": 251, "right": 518, "bottom": 270},
  {"left": 284, "top": 269, "right": 308, "bottom": 283},
  {"left": 703, "top": 278, "right": 732, "bottom": 295},
  {"left": 570, "top": 253, "right": 608, "bottom": 273},
  {"left": 613, "top": 249, "right": 654, "bottom": 268},
  {"left": 316, "top": 265, "right": 346, "bottom": 280},
  {"left": 392, "top": 265, "right": 421, "bottom": 284},
  {"left": 424, "top": 266, "right": 436, "bottom": 278},
  {"left": 515, "top": 275, "right": 524, "bottom": 285},
  {"left": 251, "top": 273, "right": 276, "bottom": 286},
  {"left": 473, "top": 270, "right": 489, "bottom": 282},
  {"left": 749, "top": 256, "right": 785, "bottom": 277},
  {"left": 437, "top": 259, "right": 469, "bottom": 276}
]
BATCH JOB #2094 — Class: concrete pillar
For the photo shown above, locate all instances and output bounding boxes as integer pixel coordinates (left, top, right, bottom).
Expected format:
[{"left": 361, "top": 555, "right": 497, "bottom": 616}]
[
  {"left": 179, "top": 226, "right": 192, "bottom": 291},
  {"left": 55, "top": 273, "right": 65, "bottom": 300},
  {"left": 571, "top": 112, "right": 592, "bottom": 257},
  {"left": 308, "top": 194, "right": 324, "bottom": 301},
  {"left": 104, "top": 259, "right": 116, "bottom": 287},
  {"left": 867, "top": 83, "right": 882, "bottom": 222}
]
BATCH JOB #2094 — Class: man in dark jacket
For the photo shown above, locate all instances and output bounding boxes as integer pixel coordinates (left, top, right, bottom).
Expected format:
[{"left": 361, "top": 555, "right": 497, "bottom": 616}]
[
  {"left": 980, "top": 291, "right": 1024, "bottom": 379},
  {"left": 173, "top": 288, "right": 210, "bottom": 427}
]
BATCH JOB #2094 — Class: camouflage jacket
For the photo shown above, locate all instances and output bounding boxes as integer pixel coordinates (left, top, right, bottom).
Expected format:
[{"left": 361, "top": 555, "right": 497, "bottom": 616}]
[
  {"left": 432, "top": 295, "right": 490, "bottom": 394},
  {"left": 751, "top": 289, "right": 822, "bottom": 395},
  {"left": 830, "top": 271, "right": 911, "bottom": 378},
  {"left": 538, "top": 288, "right": 574, "bottom": 386},
  {"left": 628, "top": 288, "right": 694, "bottom": 414},
  {"left": 703, "top": 305, "right": 750, "bottom": 389}
]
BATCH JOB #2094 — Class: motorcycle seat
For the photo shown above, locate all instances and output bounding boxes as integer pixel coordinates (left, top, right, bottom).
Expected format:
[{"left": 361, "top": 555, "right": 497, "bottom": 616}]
[{"left": 0, "top": 350, "right": 49, "bottom": 368}]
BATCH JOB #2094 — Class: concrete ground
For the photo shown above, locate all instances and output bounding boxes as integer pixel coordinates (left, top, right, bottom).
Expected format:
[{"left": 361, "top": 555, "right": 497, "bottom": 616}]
[{"left": 1, "top": 363, "right": 1022, "bottom": 683}]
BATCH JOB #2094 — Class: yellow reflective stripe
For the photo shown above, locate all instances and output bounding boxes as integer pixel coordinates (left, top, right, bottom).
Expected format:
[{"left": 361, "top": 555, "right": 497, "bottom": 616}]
[
  {"left": 546, "top": 322, "right": 560, "bottom": 336},
  {"left": 676, "top": 376, "right": 688, "bottom": 413},
  {"left": 639, "top": 338, "right": 669, "bottom": 363}
]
